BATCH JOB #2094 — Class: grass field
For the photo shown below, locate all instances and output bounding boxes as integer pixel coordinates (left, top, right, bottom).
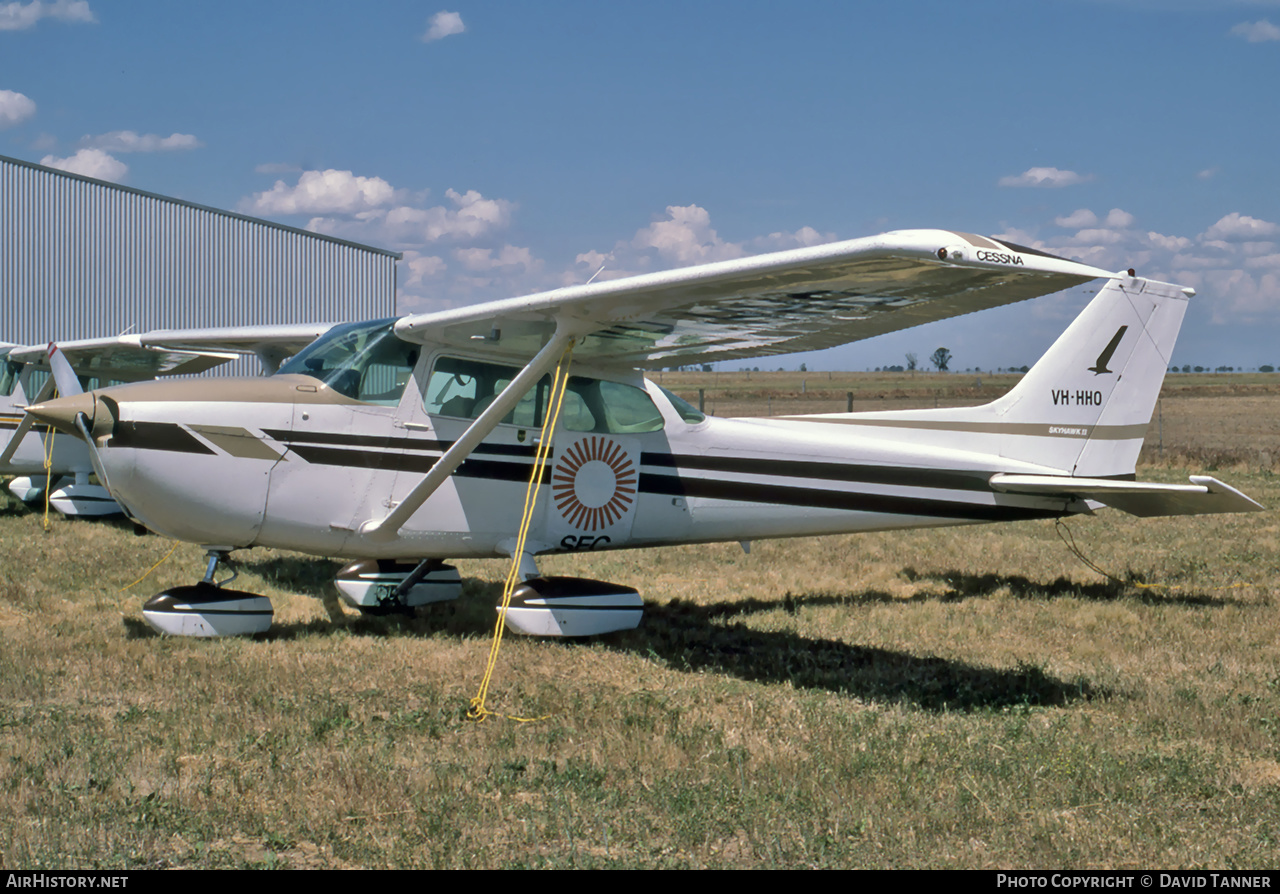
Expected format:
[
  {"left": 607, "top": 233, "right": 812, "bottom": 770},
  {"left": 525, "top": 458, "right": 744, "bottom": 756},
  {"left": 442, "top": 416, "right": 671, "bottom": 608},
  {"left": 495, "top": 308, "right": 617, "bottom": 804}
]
[{"left": 1, "top": 372, "right": 1279, "bottom": 868}]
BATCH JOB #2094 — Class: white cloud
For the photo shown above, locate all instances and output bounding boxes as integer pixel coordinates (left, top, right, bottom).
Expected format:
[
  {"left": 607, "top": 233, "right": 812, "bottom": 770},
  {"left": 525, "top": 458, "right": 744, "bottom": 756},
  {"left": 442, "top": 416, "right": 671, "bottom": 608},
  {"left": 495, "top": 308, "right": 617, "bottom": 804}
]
[
  {"left": 454, "top": 244, "right": 537, "bottom": 273},
  {"left": 1104, "top": 208, "right": 1134, "bottom": 228},
  {"left": 245, "top": 169, "right": 396, "bottom": 215},
  {"left": 1069, "top": 227, "right": 1128, "bottom": 246},
  {"left": 0, "top": 0, "right": 95, "bottom": 30},
  {"left": 1204, "top": 268, "right": 1280, "bottom": 322},
  {"left": 80, "top": 130, "right": 203, "bottom": 152},
  {"left": 401, "top": 251, "right": 447, "bottom": 290},
  {"left": 1242, "top": 241, "right": 1277, "bottom": 257},
  {"left": 565, "top": 206, "right": 834, "bottom": 289},
  {"left": 575, "top": 249, "right": 611, "bottom": 271},
  {"left": 0, "top": 89, "right": 36, "bottom": 128},
  {"left": 1230, "top": 20, "right": 1280, "bottom": 42},
  {"left": 239, "top": 171, "right": 530, "bottom": 305},
  {"left": 1202, "top": 213, "right": 1280, "bottom": 242},
  {"left": 379, "top": 189, "right": 514, "bottom": 243},
  {"left": 631, "top": 204, "right": 745, "bottom": 264},
  {"left": 1147, "top": 231, "right": 1192, "bottom": 253},
  {"left": 1054, "top": 208, "right": 1097, "bottom": 229},
  {"left": 1009, "top": 206, "right": 1280, "bottom": 325},
  {"left": 998, "top": 166, "right": 1093, "bottom": 188},
  {"left": 1197, "top": 167, "right": 1219, "bottom": 180},
  {"left": 422, "top": 10, "right": 465, "bottom": 42},
  {"left": 747, "top": 225, "right": 832, "bottom": 253},
  {"left": 1245, "top": 253, "right": 1280, "bottom": 270},
  {"left": 39, "top": 147, "right": 126, "bottom": 181}
]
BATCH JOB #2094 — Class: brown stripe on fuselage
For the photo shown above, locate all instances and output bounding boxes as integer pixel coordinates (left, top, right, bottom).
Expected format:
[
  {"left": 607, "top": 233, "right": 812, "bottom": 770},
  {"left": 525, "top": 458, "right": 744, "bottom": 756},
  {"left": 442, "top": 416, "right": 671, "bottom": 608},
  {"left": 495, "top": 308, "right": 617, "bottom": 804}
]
[{"left": 110, "top": 421, "right": 215, "bottom": 455}]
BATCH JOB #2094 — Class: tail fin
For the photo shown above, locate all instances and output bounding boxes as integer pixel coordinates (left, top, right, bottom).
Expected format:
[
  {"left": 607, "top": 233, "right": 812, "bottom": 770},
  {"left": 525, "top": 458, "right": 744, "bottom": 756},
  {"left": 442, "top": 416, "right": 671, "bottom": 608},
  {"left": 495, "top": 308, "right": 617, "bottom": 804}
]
[
  {"left": 983, "top": 275, "right": 1189, "bottom": 476},
  {"left": 788, "top": 274, "right": 1190, "bottom": 478}
]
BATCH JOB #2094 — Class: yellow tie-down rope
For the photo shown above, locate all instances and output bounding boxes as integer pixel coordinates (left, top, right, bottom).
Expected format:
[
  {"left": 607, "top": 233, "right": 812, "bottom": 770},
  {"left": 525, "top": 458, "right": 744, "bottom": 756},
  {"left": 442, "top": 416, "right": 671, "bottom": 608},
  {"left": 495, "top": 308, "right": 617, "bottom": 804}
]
[
  {"left": 41, "top": 424, "right": 56, "bottom": 532},
  {"left": 468, "top": 341, "right": 574, "bottom": 723}
]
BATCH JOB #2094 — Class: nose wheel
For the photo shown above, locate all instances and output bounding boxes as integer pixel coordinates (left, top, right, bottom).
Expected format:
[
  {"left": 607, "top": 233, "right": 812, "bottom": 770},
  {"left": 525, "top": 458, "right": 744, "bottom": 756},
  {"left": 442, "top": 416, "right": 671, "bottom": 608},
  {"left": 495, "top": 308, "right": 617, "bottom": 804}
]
[
  {"left": 201, "top": 549, "right": 238, "bottom": 588},
  {"left": 141, "top": 548, "right": 273, "bottom": 637}
]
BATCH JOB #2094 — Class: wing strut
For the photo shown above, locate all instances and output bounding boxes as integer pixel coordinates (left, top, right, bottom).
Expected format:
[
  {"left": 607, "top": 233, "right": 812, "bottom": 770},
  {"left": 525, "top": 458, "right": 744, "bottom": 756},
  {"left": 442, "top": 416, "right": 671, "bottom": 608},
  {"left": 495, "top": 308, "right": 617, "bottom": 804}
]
[
  {"left": 0, "top": 376, "right": 55, "bottom": 467},
  {"left": 359, "top": 328, "right": 577, "bottom": 541}
]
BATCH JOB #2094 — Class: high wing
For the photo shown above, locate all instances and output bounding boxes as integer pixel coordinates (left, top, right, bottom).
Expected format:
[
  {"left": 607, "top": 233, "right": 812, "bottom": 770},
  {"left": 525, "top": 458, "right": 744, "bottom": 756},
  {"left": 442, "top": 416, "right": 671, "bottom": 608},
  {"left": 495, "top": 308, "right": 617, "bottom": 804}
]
[
  {"left": 137, "top": 322, "right": 338, "bottom": 374},
  {"left": 7, "top": 336, "right": 238, "bottom": 381},
  {"left": 361, "top": 230, "right": 1115, "bottom": 539},
  {"left": 5, "top": 323, "right": 336, "bottom": 381},
  {"left": 393, "top": 229, "right": 1115, "bottom": 367}
]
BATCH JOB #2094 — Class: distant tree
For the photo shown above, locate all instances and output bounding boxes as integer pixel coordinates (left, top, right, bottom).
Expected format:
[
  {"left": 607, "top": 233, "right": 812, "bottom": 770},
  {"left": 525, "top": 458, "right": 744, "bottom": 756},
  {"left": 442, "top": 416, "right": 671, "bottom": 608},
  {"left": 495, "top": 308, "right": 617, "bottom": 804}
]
[
  {"left": 799, "top": 362, "right": 807, "bottom": 372},
  {"left": 930, "top": 347, "right": 952, "bottom": 372},
  {"left": 1262, "top": 365, "right": 1275, "bottom": 373},
  {"left": 1182, "top": 364, "right": 1191, "bottom": 373},
  {"left": 700, "top": 364, "right": 712, "bottom": 373},
  {"left": 906, "top": 353, "right": 918, "bottom": 371}
]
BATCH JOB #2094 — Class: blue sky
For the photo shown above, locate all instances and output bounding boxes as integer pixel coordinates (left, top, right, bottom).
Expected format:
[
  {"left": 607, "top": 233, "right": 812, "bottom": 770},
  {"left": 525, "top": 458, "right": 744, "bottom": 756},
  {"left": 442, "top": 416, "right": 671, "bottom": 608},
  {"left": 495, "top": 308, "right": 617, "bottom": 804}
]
[{"left": 3, "top": 1, "right": 1279, "bottom": 371}]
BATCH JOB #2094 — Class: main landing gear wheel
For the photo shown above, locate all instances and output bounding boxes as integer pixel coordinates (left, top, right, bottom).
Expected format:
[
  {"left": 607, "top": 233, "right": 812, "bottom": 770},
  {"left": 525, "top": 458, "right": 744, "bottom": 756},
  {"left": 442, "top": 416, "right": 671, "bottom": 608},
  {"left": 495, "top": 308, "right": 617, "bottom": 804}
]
[
  {"left": 334, "top": 558, "right": 462, "bottom": 615},
  {"left": 141, "top": 549, "right": 274, "bottom": 637}
]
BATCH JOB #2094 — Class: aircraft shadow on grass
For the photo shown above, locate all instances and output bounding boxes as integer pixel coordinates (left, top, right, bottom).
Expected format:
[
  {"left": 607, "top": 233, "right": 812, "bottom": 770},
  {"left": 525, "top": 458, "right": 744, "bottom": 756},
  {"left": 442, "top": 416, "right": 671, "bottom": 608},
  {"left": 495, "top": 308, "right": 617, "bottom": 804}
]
[
  {"left": 122, "top": 569, "right": 1108, "bottom": 712},
  {"left": 900, "top": 568, "right": 1239, "bottom": 608}
]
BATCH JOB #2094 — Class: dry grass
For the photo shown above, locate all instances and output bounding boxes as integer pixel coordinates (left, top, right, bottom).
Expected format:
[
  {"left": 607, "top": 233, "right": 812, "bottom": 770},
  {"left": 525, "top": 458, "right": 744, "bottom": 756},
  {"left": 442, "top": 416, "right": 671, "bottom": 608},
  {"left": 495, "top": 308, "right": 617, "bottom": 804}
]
[{"left": 2, "top": 372, "right": 1279, "bottom": 868}]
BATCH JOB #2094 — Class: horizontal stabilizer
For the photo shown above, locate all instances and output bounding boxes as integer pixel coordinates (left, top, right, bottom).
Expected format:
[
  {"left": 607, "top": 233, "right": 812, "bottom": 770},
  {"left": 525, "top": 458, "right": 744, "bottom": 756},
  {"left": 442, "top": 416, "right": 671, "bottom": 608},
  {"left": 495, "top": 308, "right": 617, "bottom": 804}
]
[{"left": 989, "top": 473, "right": 1264, "bottom": 517}]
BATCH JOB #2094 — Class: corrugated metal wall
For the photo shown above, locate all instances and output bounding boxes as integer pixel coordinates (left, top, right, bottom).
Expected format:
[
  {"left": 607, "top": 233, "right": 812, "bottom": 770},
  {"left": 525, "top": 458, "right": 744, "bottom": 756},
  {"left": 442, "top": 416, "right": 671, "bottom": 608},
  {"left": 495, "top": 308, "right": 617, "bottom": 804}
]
[{"left": 1, "top": 154, "right": 399, "bottom": 361}]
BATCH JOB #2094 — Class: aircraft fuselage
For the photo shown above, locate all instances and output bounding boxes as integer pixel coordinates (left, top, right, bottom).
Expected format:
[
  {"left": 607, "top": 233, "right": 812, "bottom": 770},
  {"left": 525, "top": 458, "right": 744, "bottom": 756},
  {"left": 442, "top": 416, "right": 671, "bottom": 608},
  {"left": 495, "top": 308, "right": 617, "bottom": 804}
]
[{"left": 71, "top": 362, "right": 1083, "bottom": 560}]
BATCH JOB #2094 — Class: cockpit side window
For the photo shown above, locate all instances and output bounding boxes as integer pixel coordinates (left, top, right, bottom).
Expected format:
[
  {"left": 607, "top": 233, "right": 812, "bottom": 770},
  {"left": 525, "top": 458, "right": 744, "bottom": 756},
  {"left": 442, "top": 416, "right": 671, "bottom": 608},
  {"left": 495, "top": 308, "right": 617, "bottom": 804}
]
[
  {"left": 277, "top": 319, "right": 418, "bottom": 406},
  {"left": 23, "top": 368, "right": 48, "bottom": 400},
  {"left": 424, "top": 356, "right": 664, "bottom": 434},
  {"left": 0, "top": 357, "right": 19, "bottom": 397}
]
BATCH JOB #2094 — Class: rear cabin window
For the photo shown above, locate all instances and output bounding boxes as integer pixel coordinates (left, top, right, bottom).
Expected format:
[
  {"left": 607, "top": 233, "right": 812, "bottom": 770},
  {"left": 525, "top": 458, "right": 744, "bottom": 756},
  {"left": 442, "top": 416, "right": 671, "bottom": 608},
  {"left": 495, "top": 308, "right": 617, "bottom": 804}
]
[{"left": 424, "top": 356, "right": 664, "bottom": 434}]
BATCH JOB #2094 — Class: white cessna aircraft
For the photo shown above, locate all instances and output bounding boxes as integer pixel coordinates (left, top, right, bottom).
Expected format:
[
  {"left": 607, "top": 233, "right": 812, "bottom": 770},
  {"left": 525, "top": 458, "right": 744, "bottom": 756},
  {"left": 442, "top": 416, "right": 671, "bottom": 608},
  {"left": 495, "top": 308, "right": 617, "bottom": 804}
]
[{"left": 25, "top": 229, "right": 1263, "bottom": 637}]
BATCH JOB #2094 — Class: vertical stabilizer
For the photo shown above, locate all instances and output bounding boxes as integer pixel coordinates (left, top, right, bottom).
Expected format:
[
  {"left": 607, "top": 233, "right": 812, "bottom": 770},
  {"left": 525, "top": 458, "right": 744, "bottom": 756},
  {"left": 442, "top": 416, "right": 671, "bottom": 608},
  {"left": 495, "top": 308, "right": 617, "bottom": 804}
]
[
  {"left": 782, "top": 274, "right": 1190, "bottom": 479},
  {"left": 984, "top": 275, "right": 1188, "bottom": 476}
]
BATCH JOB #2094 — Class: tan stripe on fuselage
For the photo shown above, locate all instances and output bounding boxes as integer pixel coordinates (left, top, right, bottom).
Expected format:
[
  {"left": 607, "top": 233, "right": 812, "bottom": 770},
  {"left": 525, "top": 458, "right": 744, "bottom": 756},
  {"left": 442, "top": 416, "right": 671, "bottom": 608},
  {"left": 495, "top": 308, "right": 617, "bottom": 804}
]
[
  {"left": 187, "top": 425, "right": 288, "bottom": 460},
  {"left": 776, "top": 417, "right": 1150, "bottom": 441},
  {"left": 98, "top": 374, "right": 361, "bottom": 406}
]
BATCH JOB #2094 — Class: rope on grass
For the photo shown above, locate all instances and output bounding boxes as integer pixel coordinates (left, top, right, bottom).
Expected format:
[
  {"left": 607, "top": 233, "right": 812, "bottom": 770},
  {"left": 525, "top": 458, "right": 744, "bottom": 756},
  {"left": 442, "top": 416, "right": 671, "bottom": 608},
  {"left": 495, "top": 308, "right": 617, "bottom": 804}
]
[
  {"left": 41, "top": 425, "right": 55, "bottom": 532},
  {"left": 467, "top": 341, "right": 574, "bottom": 724},
  {"left": 119, "top": 541, "right": 180, "bottom": 592},
  {"left": 1054, "top": 517, "right": 1248, "bottom": 594}
]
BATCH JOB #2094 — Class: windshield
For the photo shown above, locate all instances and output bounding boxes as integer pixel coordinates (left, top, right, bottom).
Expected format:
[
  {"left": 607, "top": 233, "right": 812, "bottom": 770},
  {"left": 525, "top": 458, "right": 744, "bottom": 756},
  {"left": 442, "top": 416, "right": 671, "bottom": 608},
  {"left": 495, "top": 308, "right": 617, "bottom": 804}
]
[{"left": 277, "top": 318, "right": 418, "bottom": 406}]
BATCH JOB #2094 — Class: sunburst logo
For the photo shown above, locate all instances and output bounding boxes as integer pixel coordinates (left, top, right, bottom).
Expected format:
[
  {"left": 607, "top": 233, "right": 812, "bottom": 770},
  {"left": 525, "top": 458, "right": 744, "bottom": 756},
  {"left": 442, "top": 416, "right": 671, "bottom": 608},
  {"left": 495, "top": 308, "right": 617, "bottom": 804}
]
[{"left": 552, "top": 436, "right": 637, "bottom": 532}]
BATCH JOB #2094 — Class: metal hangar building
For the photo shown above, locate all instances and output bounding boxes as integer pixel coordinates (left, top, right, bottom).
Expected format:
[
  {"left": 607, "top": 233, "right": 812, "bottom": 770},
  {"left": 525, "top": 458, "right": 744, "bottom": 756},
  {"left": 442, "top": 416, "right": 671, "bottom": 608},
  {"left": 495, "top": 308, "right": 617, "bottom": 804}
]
[{"left": 1, "top": 153, "right": 399, "bottom": 349}]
